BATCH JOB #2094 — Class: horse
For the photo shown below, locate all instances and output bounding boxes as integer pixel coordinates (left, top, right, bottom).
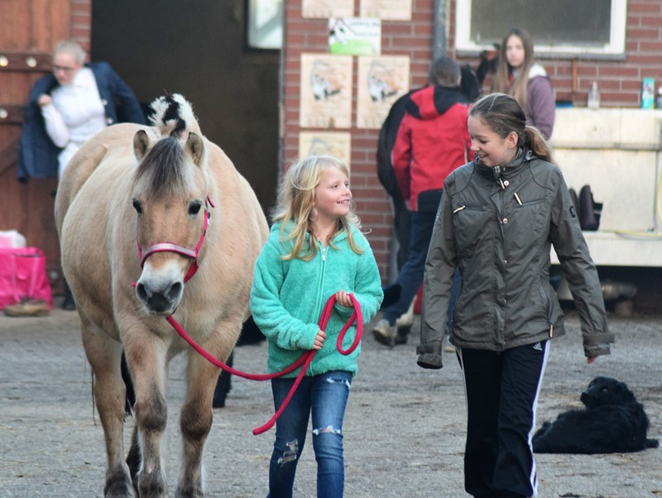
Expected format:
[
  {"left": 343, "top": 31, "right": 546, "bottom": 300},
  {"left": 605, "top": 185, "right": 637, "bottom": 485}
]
[{"left": 54, "top": 94, "right": 269, "bottom": 498}]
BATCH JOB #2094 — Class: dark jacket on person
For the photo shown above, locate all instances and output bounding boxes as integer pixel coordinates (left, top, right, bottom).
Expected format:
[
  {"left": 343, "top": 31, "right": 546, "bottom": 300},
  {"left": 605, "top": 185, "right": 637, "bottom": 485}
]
[
  {"left": 18, "top": 61, "right": 146, "bottom": 181},
  {"left": 391, "top": 85, "right": 473, "bottom": 212},
  {"left": 417, "top": 148, "right": 613, "bottom": 368}
]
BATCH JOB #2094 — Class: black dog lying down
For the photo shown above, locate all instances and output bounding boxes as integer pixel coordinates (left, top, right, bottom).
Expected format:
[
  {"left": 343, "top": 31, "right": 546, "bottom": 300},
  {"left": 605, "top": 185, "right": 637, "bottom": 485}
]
[{"left": 532, "top": 376, "right": 659, "bottom": 454}]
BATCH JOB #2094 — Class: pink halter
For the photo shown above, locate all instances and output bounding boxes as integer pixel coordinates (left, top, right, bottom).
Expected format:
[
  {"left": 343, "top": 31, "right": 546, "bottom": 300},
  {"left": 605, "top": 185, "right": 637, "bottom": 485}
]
[{"left": 137, "top": 195, "right": 215, "bottom": 283}]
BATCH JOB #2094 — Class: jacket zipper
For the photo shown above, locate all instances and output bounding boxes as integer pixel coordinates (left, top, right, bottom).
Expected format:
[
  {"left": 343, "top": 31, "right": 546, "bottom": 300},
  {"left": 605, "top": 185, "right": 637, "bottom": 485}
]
[{"left": 314, "top": 242, "right": 327, "bottom": 318}]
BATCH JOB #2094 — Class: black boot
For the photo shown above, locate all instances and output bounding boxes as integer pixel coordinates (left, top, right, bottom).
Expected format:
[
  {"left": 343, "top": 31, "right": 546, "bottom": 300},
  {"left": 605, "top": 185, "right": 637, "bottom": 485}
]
[{"left": 62, "top": 281, "right": 76, "bottom": 311}]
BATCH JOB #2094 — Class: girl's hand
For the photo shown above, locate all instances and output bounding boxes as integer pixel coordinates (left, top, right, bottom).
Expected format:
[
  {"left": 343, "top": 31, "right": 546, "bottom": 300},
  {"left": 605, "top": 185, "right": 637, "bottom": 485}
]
[
  {"left": 335, "top": 290, "right": 354, "bottom": 308},
  {"left": 313, "top": 329, "right": 326, "bottom": 350}
]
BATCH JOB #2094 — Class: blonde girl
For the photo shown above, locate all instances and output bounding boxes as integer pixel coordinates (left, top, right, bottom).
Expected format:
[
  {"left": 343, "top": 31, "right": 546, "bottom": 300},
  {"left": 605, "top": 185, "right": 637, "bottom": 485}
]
[{"left": 250, "top": 155, "right": 383, "bottom": 497}]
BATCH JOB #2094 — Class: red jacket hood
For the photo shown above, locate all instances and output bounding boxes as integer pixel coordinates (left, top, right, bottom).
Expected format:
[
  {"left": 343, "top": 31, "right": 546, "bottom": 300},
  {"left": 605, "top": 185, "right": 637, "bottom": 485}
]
[{"left": 405, "top": 85, "right": 470, "bottom": 120}]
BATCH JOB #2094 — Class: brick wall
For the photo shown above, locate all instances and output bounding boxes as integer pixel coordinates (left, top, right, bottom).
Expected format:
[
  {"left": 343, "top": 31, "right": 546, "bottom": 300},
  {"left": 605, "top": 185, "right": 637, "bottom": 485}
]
[
  {"left": 70, "top": 0, "right": 92, "bottom": 50},
  {"left": 282, "top": 0, "right": 436, "bottom": 281}
]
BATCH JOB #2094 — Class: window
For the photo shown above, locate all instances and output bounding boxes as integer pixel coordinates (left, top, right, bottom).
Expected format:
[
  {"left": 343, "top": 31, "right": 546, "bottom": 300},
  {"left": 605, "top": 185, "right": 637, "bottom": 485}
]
[
  {"left": 247, "top": 0, "right": 283, "bottom": 50},
  {"left": 455, "top": 0, "right": 626, "bottom": 57}
]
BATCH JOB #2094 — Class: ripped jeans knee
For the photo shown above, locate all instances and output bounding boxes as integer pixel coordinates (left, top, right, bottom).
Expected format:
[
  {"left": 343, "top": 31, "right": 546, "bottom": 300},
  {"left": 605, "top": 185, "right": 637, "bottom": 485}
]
[{"left": 275, "top": 438, "right": 300, "bottom": 466}]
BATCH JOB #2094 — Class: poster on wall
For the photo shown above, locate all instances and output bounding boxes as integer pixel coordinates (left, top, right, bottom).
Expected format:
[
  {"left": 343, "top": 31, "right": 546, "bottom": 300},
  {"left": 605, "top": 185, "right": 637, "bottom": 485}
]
[
  {"left": 302, "top": 0, "right": 354, "bottom": 18},
  {"left": 360, "top": 0, "right": 412, "bottom": 20},
  {"left": 329, "top": 18, "right": 381, "bottom": 56},
  {"left": 300, "top": 54, "right": 353, "bottom": 129},
  {"left": 299, "top": 132, "right": 352, "bottom": 171},
  {"left": 357, "top": 56, "right": 410, "bottom": 129}
]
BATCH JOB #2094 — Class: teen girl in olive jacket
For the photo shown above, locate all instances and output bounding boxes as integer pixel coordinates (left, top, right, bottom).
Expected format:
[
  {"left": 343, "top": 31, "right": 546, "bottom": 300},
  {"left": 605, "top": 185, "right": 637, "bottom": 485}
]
[{"left": 417, "top": 93, "right": 613, "bottom": 498}]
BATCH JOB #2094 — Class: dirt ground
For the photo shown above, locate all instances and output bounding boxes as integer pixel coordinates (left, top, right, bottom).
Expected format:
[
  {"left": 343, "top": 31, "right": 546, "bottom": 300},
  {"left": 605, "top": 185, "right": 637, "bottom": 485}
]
[{"left": 1, "top": 299, "right": 662, "bottom": 497}]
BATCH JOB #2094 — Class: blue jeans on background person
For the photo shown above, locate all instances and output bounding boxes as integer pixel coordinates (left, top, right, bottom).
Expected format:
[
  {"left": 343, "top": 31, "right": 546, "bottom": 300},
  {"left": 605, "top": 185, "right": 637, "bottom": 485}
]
[
  {"left": 268, "top": 370, "right": 352, "bottom": 498},
  {"left": 381, "top": 210, "right": 461, "bottom": 333}
]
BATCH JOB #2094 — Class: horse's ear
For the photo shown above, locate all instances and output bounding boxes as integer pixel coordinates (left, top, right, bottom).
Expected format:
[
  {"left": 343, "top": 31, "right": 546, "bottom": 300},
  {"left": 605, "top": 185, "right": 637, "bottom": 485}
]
[
  {"left": 133, "top": 130, "right": 150, "bottom": 161},
  {"left": 185, "top": 132, "right": 205, "bottom": 167}
]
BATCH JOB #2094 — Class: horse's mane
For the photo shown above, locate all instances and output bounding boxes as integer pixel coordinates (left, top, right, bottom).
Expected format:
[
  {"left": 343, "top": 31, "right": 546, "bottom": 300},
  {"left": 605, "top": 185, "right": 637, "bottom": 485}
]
[
  {"left": 149, "top": 94, "right": 201, "bottom": 138},
  {"left": 134, "top": 94, "right": 202, "bottom": 198},
  {"left": 134, "top": 138, "right": 187, "bottom": 199}
]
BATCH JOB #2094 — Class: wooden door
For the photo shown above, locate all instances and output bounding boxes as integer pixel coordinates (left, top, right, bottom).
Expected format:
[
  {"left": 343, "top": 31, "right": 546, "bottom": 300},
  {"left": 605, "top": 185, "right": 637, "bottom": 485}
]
[{"left": 0, "top": 1, "right": 75, "bottom": 295}]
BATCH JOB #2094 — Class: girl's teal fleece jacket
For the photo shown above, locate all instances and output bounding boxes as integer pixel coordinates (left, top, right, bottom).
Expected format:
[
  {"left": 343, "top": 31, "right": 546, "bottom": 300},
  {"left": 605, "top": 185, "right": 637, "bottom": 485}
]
[{"left": 250, "top": 222, "right": 384, "bottom": 378}]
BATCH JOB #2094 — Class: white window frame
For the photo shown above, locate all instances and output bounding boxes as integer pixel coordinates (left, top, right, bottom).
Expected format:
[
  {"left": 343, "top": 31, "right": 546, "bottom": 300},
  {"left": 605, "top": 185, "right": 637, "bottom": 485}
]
[{"left": 455, "top": 0, "right": 627, "bottom": 57}]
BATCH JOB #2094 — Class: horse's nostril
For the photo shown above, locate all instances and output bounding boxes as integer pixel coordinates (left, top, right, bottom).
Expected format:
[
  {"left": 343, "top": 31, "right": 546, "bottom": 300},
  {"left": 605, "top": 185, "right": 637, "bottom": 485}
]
[
  {"left": 168, "top": 282, "right": 183, "bottom": 301},
  {"left": 136, "top": 283, "right": 148, "bottom": 301}
]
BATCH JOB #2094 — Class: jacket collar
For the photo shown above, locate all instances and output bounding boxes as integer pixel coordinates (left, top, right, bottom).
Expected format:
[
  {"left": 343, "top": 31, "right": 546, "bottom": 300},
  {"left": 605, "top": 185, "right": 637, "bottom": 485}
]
[{"left": 475, "top": 147, "right": 534, "bottom": 184}]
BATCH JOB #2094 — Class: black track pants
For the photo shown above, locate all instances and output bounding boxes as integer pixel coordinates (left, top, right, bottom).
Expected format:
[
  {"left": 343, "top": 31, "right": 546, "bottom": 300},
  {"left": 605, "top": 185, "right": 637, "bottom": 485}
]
[{"left": 457, "top": 341, "right": 549, "bottom": 498}]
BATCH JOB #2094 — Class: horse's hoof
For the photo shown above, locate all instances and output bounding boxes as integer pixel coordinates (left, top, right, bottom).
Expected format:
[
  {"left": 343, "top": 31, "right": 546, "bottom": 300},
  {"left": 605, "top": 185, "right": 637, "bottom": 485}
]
[
  {"left": 176, "top": 482, "right": 204, "bottom": 498},
  {"left": 104, "top": 468, "right": 136, "bottom": 498},
  {"left": 137, "top": 470, "right": 168, "bottom": 498}
]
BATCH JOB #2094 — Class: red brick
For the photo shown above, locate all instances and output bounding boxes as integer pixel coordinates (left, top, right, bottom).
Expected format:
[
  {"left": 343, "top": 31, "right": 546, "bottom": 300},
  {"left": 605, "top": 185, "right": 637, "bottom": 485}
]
[
  {"left": 629, "top": 2, "right": 662, "bottom": 13},
  {"left": 639, "top": 41, "right": 662, "bottom": 51},
  {"left": 598, "top": 66, "right": 642, "bottom": 78},
  {"left": 383, "top": 24, "right": 415, "bottom": 35},
  {"left": 628, "top": 54, "right": 662, "bottom": 64},
  {"left": 641, "top": 15, "right": 662, "bottom": 27},
  {"left": 627, "top": 27, "right": 662, "bottom": 39}
]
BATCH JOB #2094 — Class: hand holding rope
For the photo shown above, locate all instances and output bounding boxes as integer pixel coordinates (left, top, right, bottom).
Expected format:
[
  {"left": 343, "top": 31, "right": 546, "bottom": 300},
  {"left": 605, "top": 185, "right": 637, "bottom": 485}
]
[{"left": 166, "top": 293, "right": 363, "bottom": 435}]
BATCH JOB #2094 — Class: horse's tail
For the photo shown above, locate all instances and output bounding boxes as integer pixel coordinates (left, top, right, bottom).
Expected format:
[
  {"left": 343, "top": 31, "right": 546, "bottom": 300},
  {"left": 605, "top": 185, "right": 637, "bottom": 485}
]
[{"left": 149, "top": 94, "right": 202, "bottom": 139}]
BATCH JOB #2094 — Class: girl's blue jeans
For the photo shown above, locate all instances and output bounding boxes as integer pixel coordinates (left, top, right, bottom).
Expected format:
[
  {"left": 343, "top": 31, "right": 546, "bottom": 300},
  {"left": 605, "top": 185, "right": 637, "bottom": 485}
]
[{"left": 267, "top": 370, "right": 352, "bottom": 498}]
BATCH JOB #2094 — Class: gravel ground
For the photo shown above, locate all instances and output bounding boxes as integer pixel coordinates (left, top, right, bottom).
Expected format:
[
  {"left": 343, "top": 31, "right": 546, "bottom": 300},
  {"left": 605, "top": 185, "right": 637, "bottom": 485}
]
[{"left": 1, "top": 299, "right": 661, "bottom": 497}]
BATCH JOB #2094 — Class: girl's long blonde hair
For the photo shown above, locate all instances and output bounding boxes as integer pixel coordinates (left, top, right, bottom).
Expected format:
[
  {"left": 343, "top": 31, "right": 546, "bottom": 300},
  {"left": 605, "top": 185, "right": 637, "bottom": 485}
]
[
  {"left": 272, "top": 155, "right": 364, "bottom": 261},
  {"left": 492, "top": 27, "right": 535, "bottom": 110}
]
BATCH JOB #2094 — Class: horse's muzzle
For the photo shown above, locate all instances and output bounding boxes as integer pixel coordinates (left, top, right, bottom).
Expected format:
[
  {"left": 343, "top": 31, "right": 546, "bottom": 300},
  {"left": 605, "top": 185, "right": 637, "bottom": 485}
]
[{"left": 135, "top": 267, "right": 184, "bottom": 314}]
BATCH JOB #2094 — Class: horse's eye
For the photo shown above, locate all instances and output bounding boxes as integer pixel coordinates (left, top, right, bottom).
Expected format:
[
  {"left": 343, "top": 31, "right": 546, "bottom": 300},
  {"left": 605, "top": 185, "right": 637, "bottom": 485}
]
[
  {"left": 132, "top": 199, "right": 142, "bottom": 214},
  {"left": 189, "top": 201, "right": 202, "bottom": 216}
]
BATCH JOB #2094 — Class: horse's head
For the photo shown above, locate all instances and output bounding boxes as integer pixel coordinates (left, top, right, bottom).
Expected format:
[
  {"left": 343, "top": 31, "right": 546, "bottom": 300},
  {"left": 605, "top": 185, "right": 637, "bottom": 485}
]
[{"left": 131, "top": 127, "right": 212, "bottom": 315}]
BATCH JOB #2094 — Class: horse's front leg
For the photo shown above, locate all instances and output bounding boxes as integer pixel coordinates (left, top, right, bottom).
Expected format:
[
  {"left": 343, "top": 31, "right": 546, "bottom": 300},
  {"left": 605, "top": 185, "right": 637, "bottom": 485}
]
[
  {"left": 80, "top": 317, "right": 134, "bottom": 498},
  {"left": 125, "top": 331, "right": 169, "bottom": 498},
  {"left": 176, "top": 329, "right": 235, "bottom": 498}
]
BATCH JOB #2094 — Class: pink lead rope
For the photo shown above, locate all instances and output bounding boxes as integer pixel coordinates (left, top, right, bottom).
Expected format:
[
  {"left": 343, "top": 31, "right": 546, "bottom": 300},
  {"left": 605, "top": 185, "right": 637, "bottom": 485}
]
[{"left": 166, "top": 293, "right": 363, "bottom": 435}]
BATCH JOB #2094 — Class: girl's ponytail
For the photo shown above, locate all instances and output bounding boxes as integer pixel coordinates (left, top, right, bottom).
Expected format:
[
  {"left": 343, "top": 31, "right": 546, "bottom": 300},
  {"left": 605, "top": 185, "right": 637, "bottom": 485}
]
[{"left": 523, "top": 126, "right": 554, "bottom": 164}]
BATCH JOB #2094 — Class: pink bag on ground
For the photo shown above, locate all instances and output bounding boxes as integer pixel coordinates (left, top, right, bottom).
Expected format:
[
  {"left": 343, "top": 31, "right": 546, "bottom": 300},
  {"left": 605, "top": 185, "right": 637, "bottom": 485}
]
[{"left": 0, "top": 247, "right": 53, "bottom": 310}]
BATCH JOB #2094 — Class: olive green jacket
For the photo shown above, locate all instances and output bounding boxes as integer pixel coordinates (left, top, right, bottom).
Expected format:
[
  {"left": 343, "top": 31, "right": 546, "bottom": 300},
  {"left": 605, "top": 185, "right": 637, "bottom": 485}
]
[{"left": 417, "top": 149, "right": 613, "bottom": 369}]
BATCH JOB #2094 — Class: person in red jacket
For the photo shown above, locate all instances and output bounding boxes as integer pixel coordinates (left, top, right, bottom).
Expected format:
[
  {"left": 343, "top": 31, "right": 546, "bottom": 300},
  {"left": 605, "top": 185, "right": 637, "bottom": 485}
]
[{"left": 373, "top": 56, "right": 474, "bottom": 346}]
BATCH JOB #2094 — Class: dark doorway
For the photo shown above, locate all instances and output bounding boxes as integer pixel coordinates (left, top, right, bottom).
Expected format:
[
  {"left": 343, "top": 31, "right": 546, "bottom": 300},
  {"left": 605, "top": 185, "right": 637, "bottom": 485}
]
[{"left": 91, "top": 0, "right": 280, "bottom": 212}]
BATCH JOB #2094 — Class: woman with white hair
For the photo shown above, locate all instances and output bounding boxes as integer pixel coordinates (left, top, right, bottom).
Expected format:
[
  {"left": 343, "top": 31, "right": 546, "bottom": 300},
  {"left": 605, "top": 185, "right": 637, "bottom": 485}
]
[{"left": 19, "top": 39, "right": 146, "bottom": 181}]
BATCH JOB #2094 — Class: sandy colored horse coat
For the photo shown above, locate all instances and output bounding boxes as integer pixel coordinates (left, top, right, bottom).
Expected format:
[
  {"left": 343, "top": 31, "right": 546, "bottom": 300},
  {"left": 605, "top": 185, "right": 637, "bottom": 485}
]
[{"left": 54, "top": 95, "right": 268, "bottom": 498}]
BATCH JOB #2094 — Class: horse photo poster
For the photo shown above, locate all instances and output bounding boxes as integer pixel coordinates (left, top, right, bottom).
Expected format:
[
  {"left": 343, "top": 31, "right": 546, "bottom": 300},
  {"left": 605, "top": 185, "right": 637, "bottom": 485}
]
[
  {"left": 300, "top": 54, "right": 353, "bottom": 129},
  {"left": 357, "top": 55, "right": 410, "bottom": 129}
]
